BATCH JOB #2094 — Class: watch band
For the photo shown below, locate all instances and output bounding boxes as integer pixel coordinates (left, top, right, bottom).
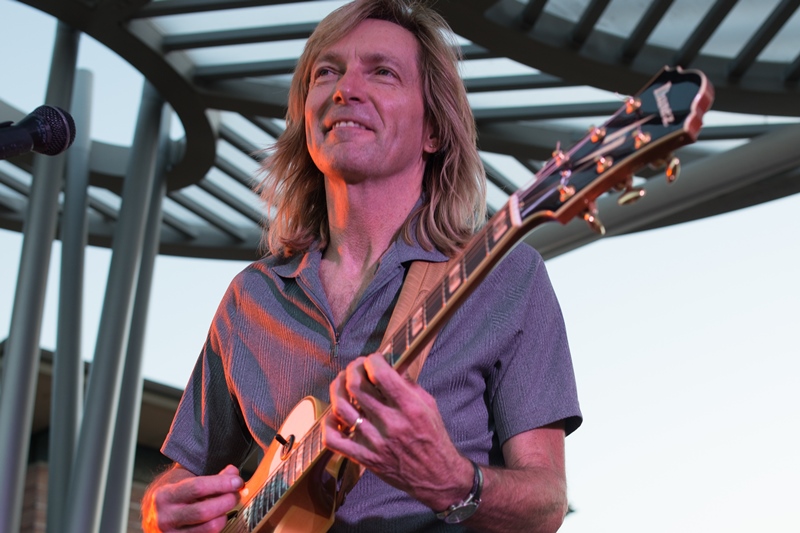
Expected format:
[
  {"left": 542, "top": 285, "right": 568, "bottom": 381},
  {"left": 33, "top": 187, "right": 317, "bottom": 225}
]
[{"left": 435, "top": 460, "right": 483, "bottom": 524}]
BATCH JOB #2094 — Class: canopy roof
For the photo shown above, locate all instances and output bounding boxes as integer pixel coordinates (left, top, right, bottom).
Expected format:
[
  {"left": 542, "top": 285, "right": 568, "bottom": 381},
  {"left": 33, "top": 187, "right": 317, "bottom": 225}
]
[{"left": 1, "top": 0, "right": 798, "bottom": 260}]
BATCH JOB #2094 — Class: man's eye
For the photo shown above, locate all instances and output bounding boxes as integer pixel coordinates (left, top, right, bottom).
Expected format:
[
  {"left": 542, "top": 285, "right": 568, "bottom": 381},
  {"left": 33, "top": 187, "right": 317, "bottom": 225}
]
[
  {"left": 376, "top": 68, "right": 396, "bottom": 77},
  {"left": 314, "top": 67, "right": 334, "bottom": 79}
]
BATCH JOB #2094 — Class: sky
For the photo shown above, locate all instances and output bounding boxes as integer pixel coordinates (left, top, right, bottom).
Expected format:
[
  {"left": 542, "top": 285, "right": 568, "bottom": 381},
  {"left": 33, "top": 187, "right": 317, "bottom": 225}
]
[{"left": 1, "top": 1, "right": 799, "bottom": 532}]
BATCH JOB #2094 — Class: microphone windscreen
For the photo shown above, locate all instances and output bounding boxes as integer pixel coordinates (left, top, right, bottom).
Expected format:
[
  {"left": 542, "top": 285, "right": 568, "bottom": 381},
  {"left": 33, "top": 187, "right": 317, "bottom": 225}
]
[{"left": 31, "top": 105, "right": 76, "bottom": 156}]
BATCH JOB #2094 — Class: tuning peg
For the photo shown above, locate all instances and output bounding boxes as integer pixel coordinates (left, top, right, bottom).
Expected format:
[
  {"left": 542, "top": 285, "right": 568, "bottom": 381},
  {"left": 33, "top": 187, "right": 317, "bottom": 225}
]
[
  {"left": 590, "top": 126, "right": 607, "bottom": 143},
  {"left": 633, "top": 129, "right": 651, "bottom": 149},
  {"left": 596, "top": 156, "right": 613, "bottom": 174},
  {"left": 558, "top": 184, "right": 576, "bottom": 202},
  {"left": 666, "top": 157, "right": 680, "bottom": 183},
  {"left": 625, "top": 96, "right": 641, "bottom": 114},
  {"left": 618, "top": 186, "right": 646, "bottom": 206},
  {"left": 552, "top": 142, "right": 569, "bottom": 166},
  {"left": 583, "top": 205, "right": 606, "bottom": 235}
]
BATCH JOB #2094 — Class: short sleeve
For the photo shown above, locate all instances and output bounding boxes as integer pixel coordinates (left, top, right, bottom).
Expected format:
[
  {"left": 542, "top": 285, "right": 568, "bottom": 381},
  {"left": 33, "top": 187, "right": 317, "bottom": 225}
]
[
  {"left": 488, "top": 246, "right": 582, "bottom": 443},
  {"left": 161, "top": 280, "right": 254, "bottom": 475}
]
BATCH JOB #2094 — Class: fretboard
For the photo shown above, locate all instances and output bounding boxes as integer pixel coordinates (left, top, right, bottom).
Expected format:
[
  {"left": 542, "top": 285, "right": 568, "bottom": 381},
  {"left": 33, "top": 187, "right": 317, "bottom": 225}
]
[{"left": 381, "top": 195, "right": 524, "bottom": 373}]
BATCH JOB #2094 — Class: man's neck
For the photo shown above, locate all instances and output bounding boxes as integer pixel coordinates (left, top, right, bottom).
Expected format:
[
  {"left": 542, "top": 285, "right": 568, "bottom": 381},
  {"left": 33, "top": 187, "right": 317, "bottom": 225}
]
[
  {"left": 319, "top": 175, "right": 421, "bottom": 329},
  {"left": 323, "top": 176, "right": 421, "bottom": 271}
]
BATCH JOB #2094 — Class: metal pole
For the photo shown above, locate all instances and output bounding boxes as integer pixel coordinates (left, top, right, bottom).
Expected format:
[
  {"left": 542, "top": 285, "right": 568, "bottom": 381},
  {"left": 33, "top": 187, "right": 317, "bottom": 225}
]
[
  {"left": 46, "top": 68, "right": 93, "bottom": 533},
  {"left": 0, "top": 22, "right": 79, "bottom": 533},
  {"left": 99, "top": 105, "right": 171, "bottom": 533},
  {"left": 62, "top": 82, "right": 164, "bottom": 533}
]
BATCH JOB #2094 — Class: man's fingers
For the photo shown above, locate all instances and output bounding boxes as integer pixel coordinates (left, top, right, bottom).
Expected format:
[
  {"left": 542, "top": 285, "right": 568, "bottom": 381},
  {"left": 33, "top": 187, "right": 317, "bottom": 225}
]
[
  {"left": 362, "top": 352, "right": 411, "bottom": 403},
  {"left": 169, "top": 472, "right": 242, "bottom": 504},
  {"left": 157, "top": 466, "right": 243, "bottom": 521},
  {"left": 330, "top": 371, "right": 361, "bottom": 427},
  {"left": 171, "top": 492, "right": 239, "bottom": 529}
]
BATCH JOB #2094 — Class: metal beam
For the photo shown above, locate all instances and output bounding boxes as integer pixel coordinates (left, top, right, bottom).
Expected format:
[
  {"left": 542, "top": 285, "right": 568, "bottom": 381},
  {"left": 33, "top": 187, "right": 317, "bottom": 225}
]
[
  {"left": 168, "top": 189, "right": 249, "bottom": 241},
  {"left": 246, "top": 115, "right": 285, "bottom": 139},
  {"left": 194, "top": 58, "right": 297, "bottom": 81},
  {"left": 621, "top": 0, "right": 675, "bottom": 63},
  {"left": 47, "top": 68, "right": 93, "bottom": 533},
  {"left": 673, "top": 0, "right": 739, "bottom": 67},
  {"left": 0, "top": 22, "right": 78, "bottom": 533},
  {"left": 62, "top": 82, "right": 164, "bottom": 533},
  {"left": 571, "top": 0, "right": 612, "bottom": 47},
  {"left": 98, "top": 105, "right": 170, "bottom": 533},
  {"left": 481, "top": 157, "right": 520, "bottom": 194},
  {"left": 133, "top": 0, "right": 309, "bottom": 18},
  {"left": 198, "top": 79, "right": 288, "bottom": 117},
  {"left": 728, "top": 0, "right": 800, "bottom": 79},
  {"left": 464, "top": 73, "right": 567, "bottom": 93},
  {"left": 520, "top": 0, "right": 549, "bottom": 30},
  {"left": 162, "top": 22, "right": 316, "bottom": 52},
  {"left": 219, "top": 122, "right": 266, "bottom": 159},
  {"left": 216, "top": 156, "right": 259, "bottom": 187},
  {"left": 197, "top": 178, "right": 263, "bottom": 224},
  {"left": 473, "top": 101, "right": 621, "bottom": 123}
]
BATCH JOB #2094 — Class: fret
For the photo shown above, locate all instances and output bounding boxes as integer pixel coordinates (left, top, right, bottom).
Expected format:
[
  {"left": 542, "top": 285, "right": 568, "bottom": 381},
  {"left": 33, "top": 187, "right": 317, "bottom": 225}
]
[
  {"left": 303, "top": 434, "right": 311, "bottom": 468},
  {"left": 444, "top": 259, "right": 464, "bottom": 300},
  {"left": 257, "top": 485, "right": 267, "bottom": 524},
  {"left": 266, "top": 477, "right": 273, "bottom": 511},
  {"left": 244, "top": 501, "right": 254, "bottom": 531},
  {"left": 392, "top": 328, "right": 407, "bottom": 360},
  {"left": 294, "top": 447, "right": 304, "bottom": 479},
  {"left": 271, "top": 466, "right": 285, "bottom": 506},
  {"left": 463, "top": 233, "right": 486, "bottom": 278},
  {"left": 253, "top": 489, "right": 260, "bottom": 518},
  {"left": 409, "top": 304, "right": 425, "bottom": 339},
  {"left": 263, "top": 478, "right": 272, "bottom": 512},
  {"left": 243, "top": 496, "right": 255, "bottom": 530},
  {"left": 313, "top": 424, "right": 322, "bottom": 456},
  {"left": 266, "top": 475, "right": 275, "bottom": 510},
  {"left": 290, "top": 454, "right": 299, "bottom": 485},
  {"left": 424, "top": 282, "right": 444, "bottom": 320},
  {"left": 488, "top": 204, "right": 511, "bottom": 251},
  {"left": 381, "top": 342, "right": 394, "bottom": 366}
]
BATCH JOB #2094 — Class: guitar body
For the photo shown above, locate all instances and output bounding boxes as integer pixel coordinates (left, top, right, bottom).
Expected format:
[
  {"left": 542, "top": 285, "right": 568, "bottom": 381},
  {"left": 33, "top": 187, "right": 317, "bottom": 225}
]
[{"left": 224, "top": 397, "right": 350, "bottom": 533}]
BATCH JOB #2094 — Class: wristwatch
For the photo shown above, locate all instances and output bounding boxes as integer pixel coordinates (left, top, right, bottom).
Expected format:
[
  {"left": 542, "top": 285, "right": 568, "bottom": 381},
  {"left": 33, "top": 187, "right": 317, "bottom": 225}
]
[{"left": 435, "top": 460, "right": 483, "bottom": 524}]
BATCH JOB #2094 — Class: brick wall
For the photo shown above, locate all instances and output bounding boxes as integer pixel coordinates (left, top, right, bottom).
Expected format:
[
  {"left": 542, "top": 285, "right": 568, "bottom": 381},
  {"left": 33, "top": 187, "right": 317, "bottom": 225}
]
[
  {"left": 18, "top": 463, "right": 148, "bottom": 533},
  {"left": 20, "top": 462, "right": 47, "bottom": 533}
]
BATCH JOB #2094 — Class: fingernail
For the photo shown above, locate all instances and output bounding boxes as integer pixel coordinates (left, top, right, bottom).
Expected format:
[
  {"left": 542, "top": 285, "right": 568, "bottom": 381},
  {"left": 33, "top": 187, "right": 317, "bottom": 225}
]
[{"left": 231, "top": 477, "right": 243, "bottom": 489}]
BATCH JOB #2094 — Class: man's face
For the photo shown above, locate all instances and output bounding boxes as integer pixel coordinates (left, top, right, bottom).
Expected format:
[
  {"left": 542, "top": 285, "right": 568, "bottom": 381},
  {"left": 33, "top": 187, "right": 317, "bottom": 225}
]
[{"left": 305, "top": 18, "right": 435, "bottom": 186}]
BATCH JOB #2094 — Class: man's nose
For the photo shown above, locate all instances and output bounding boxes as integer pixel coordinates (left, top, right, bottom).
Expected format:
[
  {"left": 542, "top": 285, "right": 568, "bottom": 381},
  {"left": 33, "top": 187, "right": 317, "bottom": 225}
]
[{"left": 333, "top": 70, "right": 366, "bottom": 104}]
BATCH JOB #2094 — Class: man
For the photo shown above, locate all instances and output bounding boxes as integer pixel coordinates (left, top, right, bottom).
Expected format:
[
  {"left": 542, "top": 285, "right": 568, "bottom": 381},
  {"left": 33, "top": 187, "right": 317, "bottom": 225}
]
[{"left": 142, "top": 1, "right": 581, "bottom": 532}]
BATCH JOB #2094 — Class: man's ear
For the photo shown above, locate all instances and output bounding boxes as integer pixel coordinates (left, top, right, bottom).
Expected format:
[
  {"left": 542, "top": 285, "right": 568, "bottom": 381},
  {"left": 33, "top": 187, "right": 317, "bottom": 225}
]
[{"left": 424, "top": 132, "right": 440, "bottom": 154}]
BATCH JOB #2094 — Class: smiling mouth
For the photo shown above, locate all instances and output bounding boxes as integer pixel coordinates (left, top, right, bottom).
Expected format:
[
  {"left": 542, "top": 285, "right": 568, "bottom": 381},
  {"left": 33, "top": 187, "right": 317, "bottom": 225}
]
[{"left": 329, "top": 120, "right": 369, "bottom": 132}]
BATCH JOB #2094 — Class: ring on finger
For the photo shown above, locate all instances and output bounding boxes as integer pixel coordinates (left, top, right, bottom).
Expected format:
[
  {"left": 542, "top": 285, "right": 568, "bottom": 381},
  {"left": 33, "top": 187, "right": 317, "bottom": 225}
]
[{"left": 343, "top": 416, "right": 363, "bottom": 438}]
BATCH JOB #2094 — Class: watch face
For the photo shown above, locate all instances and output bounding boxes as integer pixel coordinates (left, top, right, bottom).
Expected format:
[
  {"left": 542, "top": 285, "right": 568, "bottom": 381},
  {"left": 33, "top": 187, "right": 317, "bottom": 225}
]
[{"left": 444, "top": 502, "right": 479, "bottom": 524}]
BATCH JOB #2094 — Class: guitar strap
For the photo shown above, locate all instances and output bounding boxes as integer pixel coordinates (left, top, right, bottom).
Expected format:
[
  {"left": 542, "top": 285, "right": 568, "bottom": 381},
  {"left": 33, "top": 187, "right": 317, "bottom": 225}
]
[{"left": 382, "top": 258, "right": 452, "bottom": 382}]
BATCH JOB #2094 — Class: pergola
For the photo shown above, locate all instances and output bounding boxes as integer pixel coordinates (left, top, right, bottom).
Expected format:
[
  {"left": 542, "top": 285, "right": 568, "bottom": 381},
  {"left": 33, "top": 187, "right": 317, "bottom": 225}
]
[{"left": 0, "top": 1, "right": 798, "bottom": 532}]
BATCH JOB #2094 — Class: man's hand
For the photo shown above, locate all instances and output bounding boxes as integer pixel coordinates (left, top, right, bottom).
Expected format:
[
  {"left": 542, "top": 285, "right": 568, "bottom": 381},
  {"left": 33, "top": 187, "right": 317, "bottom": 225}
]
[
  {"left": 142, "top": 464, "right": 244, "bottom": 533},
  {"left": 324, "top": 351, "right": 474, "bottom": 512}
]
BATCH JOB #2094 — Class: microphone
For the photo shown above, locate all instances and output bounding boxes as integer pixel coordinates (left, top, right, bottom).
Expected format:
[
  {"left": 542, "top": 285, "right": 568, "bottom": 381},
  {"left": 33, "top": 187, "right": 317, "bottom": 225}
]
[{"left": 0, "top": 105, "right": 77, "bottom": 161}]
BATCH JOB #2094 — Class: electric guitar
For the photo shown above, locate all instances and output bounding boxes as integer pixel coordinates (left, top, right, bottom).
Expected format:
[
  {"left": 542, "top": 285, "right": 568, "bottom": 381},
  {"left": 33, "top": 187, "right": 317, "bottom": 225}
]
[{"left": 221, "top": 66, "right": 714, "bottom": 533}]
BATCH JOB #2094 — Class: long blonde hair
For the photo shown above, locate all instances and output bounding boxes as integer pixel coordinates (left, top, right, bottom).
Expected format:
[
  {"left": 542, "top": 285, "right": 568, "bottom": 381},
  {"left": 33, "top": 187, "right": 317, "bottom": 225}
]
[{"left": 257, "top": 0, "right": 486, "bottom": 257}]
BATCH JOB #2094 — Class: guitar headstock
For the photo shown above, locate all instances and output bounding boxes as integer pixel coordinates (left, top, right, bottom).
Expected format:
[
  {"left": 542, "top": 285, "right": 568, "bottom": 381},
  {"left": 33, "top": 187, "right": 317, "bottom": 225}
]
[{"left": 516, "top": 66, "right": 714, "bottom": 234}]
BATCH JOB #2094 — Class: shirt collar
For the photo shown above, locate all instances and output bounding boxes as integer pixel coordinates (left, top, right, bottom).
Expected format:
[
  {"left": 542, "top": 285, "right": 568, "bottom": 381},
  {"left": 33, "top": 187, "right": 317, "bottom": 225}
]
[{"left": 270, "top": 200, "right": 449, "bottom": 280}]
